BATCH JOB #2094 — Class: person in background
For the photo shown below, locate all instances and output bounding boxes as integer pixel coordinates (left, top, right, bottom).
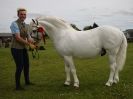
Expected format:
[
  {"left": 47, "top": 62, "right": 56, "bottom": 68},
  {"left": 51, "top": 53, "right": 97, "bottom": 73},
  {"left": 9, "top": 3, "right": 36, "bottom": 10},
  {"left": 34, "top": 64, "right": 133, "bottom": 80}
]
[{"left": 10, "top": 8, "right": 36, "bottom": 90}]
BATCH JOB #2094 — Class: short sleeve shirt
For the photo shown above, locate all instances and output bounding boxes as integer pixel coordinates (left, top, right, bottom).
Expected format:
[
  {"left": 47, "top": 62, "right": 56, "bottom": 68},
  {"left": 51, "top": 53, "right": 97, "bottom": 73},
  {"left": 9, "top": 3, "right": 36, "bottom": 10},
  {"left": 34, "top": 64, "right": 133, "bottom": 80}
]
[
  {"left": 10, "top": 21, "right": 31, "bottom": 39},
  {"left": 10, "top": 21, "right": 20, "bottom": 34}
]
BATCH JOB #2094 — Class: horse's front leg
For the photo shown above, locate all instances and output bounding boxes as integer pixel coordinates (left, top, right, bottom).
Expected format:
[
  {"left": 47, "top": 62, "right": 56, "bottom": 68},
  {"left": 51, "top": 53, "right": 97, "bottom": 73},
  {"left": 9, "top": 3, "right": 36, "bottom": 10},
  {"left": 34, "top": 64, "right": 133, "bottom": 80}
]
[
  {"left": 64, "top": 61, "right": 71, "bottom": 86},
  {"left": 64, "top": 56, "right": 79, "bottom": 88}
]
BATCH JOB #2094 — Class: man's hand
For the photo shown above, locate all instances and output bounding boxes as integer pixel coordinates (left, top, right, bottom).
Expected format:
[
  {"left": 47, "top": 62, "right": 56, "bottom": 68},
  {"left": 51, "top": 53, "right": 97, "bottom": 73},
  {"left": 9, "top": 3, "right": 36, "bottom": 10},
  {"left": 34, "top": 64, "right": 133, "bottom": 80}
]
[
  {"left": 29, "top": 43, "right": 36, "bottom": 49},
  {"left": 28, "top": 38, "right": 35, "bottom": 44}
]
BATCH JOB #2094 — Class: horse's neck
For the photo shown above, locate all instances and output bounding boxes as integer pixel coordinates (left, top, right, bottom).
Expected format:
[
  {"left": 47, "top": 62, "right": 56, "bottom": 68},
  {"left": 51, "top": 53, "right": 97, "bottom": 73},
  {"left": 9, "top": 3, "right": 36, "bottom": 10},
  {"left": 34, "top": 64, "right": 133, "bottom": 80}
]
[
  {"left": 49, "top": 20, "right": 70, "bottom": 30},
  {"left": 40, "top": 21, "right": 66, "bottom": 41},
  {"left": 38, "top": 18, "right": 77, "bottom": 42}
]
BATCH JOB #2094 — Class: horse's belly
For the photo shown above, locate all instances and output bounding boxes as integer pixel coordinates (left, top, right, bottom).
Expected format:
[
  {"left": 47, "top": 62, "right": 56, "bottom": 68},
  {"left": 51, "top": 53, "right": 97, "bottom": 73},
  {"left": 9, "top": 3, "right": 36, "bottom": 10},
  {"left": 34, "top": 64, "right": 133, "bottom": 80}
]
[
  {"left": 56, "top": 46, "right": 100, "bottom": 58},
  {"left": 72, "top": 48, "right": 100, "bottom": 58},
  {"left": 55, "top": 38, "right": 101, "bottom": 58}
]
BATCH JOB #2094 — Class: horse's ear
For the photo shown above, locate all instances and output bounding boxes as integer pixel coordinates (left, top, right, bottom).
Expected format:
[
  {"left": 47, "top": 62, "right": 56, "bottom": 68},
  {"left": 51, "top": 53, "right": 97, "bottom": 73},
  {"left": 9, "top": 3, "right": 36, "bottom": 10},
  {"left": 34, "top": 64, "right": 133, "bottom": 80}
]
[
  {"left": 32, "top": 19, "right": 36, "bottom": 24},
  {"left": 36, "top": 19, "right": 39, "bottom": 25}
]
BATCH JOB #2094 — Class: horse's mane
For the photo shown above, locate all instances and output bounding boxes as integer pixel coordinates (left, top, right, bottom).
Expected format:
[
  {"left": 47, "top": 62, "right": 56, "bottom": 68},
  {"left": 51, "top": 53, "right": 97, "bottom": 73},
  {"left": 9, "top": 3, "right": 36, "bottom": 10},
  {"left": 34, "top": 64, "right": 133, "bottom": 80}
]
[{"left": 36, "top": 16, "right": 73, "bottom": 29}]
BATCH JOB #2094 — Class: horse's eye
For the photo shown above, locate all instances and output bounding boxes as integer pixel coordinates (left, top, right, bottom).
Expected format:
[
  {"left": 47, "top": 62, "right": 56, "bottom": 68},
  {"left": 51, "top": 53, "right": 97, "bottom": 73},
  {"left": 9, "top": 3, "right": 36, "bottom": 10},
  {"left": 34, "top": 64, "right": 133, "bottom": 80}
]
[{"left": 33, "top": 30, "right": 37, "bottom": 32}]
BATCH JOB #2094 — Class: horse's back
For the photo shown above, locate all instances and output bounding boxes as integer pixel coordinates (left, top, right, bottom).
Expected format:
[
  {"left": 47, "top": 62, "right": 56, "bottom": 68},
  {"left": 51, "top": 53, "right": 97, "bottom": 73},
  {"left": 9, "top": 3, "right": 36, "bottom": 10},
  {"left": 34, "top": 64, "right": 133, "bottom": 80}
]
[
  {"left": 69, "top": 26, "right": 125, "bottom": 57},
  {"left": 97, "top": 26, "right": 124, "bottom": 49}
]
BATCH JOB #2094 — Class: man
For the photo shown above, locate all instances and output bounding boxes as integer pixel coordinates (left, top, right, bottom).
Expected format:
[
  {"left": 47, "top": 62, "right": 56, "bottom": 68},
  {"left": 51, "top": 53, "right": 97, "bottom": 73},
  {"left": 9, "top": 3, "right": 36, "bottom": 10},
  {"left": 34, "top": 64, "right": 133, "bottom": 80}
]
[{"left": 10, "top": 8, "right": 36, "bottom": 90}]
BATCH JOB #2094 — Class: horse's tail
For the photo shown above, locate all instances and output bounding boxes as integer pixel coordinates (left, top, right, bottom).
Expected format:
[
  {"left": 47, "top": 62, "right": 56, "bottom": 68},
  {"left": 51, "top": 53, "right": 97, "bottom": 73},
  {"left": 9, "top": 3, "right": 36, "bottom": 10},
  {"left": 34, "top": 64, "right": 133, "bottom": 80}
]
[{"left": 116, "top": 33, "right": 127, "bottom": 71}]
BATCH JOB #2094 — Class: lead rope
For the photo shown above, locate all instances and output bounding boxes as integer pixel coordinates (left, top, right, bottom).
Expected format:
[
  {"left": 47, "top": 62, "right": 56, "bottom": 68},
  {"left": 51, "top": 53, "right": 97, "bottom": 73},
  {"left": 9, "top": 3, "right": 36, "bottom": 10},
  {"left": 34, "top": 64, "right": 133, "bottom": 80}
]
[
  {"left": 31, "top": 47, "right": 39, "bottom": 59},
  {"left": 31, "top": 31, "right": 40, "bottom": 59}
]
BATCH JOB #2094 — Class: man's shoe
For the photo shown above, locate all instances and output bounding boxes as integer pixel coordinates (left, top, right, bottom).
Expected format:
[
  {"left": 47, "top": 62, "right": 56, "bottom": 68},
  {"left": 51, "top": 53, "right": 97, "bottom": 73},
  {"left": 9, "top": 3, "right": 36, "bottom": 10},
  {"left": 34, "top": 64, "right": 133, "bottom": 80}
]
[
  {"left": 25, "top": 82, "right": 35, "bottom": 86},
  {"left": 15, "top": 86, "right": 25, "bottom": 91}
]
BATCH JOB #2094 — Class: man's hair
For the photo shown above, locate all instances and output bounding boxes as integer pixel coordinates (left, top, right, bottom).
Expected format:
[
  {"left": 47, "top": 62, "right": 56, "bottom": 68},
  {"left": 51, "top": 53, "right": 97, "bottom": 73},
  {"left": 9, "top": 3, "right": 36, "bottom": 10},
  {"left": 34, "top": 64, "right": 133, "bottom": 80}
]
[{"left": 17, "top": 8, "right": 27, "bottom": 15}]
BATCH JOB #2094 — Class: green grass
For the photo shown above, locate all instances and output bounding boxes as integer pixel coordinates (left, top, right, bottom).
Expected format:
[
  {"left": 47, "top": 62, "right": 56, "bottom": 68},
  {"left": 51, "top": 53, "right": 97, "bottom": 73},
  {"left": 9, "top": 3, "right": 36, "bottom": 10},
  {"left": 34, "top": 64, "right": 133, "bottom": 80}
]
[{"left": 0, "top": 39, "right": 133, "bottom": 99}]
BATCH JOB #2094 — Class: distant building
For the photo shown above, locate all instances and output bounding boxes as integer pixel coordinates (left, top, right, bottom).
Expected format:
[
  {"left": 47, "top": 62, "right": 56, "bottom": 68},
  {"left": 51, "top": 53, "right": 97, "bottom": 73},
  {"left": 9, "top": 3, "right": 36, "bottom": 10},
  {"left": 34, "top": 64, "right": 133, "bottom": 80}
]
[
  {"left": 0, "top": 33, "right": 12, "bottom": 47},
  {"left": 123, "top": 29, "right": 133, "bottom": 42}
]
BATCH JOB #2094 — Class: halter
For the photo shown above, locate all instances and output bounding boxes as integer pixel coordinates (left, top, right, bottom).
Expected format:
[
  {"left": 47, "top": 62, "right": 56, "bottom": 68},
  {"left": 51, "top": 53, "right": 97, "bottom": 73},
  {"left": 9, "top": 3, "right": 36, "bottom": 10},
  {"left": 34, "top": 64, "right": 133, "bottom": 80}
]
[
  {"left": 31, "top": 47, "right": 39, "bottom": 59},
  {"left": 31, "top": 27, "right": 45, "bottom": 43},
  {"left": 31, "top": 19, "right": 46, "bottom": 43},
  {"left": 30, "top": 19, "right": 46, "bottom": 59}
]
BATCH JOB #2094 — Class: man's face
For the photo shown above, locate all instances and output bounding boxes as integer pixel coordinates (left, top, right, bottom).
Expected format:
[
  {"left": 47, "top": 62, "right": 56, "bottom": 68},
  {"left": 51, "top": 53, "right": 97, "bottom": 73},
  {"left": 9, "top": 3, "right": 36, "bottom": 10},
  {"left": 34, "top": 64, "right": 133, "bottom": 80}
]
[{"left": 18, "top": 11, "right": 26, "bottom": 21}]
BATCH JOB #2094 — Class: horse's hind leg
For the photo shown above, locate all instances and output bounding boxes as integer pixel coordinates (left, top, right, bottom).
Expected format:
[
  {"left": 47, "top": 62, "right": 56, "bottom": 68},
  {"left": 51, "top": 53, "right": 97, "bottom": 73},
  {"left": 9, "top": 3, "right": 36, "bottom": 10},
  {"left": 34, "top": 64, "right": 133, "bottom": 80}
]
[
  {"left": 64, "top": 56, "right": 79, "bottom": 88},
  {"left": 113, "top": 69, "right": 119, "bottom": 84},
  {"left": 113, "top": 58, "right": 121, "bottom": 84},
  {"left": 106, "top": 53, "right": 117, "bottom": 86}
]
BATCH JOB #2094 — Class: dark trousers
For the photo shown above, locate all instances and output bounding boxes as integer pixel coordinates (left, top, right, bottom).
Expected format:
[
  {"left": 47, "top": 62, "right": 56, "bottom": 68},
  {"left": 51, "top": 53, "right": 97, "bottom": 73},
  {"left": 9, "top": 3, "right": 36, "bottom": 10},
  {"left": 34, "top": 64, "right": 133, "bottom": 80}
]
[{"left": 11, "top": 48, "right": 30, "bottom": 88}]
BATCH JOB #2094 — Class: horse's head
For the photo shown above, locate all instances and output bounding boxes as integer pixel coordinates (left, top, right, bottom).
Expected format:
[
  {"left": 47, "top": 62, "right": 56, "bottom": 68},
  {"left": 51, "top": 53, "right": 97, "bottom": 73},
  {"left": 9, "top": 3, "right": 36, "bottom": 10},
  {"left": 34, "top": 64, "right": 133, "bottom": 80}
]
[
  {"left": 30, "top": 19, "right": 46, "bottom": 44},
  {"left": 30, "top": 16, "right": 77, "bottom": 43}
]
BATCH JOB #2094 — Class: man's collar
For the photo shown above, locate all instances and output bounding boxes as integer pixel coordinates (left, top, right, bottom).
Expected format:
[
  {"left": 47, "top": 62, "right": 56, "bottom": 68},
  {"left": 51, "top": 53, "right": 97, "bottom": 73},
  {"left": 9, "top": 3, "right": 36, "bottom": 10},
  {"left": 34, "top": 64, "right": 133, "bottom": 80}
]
[{"left": 17, "top": 19, "right": 25, "bottom": 24}]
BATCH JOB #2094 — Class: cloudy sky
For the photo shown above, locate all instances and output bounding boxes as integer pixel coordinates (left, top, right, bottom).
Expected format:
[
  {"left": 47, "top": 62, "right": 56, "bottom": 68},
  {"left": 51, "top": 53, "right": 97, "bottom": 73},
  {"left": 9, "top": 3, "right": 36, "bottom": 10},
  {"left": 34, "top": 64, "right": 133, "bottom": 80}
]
[{"left": 0, "top": 0, "right": 133, "bottom": 32}]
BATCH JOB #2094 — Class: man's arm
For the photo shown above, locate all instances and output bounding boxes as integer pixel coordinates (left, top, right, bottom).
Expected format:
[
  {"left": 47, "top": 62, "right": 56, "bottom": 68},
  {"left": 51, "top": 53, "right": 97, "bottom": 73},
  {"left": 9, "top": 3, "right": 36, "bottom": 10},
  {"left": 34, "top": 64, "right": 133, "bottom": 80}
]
[
  {"left": 10, "top": 22, "right": 29, "bottom": 45},
  {"left": 10, "top": 22, "right": 35, "bottom": 48}
]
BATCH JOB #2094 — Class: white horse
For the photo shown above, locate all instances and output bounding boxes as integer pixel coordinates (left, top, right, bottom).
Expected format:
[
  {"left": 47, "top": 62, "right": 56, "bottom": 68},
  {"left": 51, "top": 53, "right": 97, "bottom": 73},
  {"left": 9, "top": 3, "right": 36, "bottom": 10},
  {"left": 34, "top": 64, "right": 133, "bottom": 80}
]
[{"left": 30, "top": 16, "right": 127, "bottom": 88}]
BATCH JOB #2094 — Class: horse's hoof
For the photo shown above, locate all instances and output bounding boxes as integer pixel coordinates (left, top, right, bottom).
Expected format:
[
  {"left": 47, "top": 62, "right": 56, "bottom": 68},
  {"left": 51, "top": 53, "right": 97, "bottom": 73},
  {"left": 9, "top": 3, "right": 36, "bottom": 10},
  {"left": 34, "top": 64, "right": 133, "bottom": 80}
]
[
  {"left": 105, "top": 83, "right": 111, "bottom": 86},
  {"left": 74, "top": 82, "right": 79, "bottom": 89},
  {"left": 64, "top": 83, "right": 70, "bottom": 87},
  {"left": 73, "top": 86, "right": 79, "bottom": 90},
  {"left": 64, "top": 81, "right": 70, "bottom": 87},
  {"left": 105, "top": 82, "right": 112, "bottom": 86},
  {"left": 113, "top": 78, "right": 119, "bottom": 84}
]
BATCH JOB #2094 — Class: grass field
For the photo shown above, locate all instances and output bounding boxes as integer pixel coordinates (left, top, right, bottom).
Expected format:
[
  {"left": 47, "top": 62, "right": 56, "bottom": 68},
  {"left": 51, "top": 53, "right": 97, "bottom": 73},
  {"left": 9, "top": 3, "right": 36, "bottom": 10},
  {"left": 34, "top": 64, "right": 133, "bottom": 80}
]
[{"left": 0, "top": 39, "right": 133, "bottom": 99}]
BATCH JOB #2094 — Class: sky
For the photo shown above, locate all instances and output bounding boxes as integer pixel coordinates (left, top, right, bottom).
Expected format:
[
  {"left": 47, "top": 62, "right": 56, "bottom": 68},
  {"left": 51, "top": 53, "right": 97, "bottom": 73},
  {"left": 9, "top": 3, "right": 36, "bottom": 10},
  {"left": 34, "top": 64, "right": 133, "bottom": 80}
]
[{"left": 0, "top": 0, "right": 133, "bottom": 32}]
